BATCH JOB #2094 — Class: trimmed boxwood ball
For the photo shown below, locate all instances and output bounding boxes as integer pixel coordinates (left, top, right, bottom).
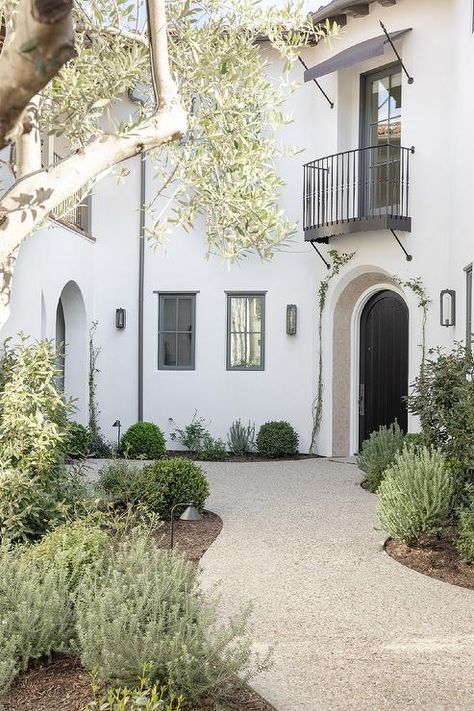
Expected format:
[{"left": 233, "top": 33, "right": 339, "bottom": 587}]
[
  {"left": 256, "top": 421, "right": 298, "bottom": 458},
  {"left": 120, "top": 421, "right": 166, "bottom": 459},
  {"left": 138, "top": 457, "right": 210, "bottom": 519}
]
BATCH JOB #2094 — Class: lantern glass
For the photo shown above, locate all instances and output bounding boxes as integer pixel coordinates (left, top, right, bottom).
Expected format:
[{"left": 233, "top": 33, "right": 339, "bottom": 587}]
[
  {"left": 440, "top": 290, "right": 455, "bottom": 327},
  {"left": 286, "top": 304, "right": 297, "bottom": 336},
  {"left": 115, "top": 308, "right": 126, "bottom": 329}
]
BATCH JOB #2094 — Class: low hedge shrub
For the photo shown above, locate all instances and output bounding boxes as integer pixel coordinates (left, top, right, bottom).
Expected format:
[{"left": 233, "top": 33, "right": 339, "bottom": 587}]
[
  {"left": 98, "top": 458, "right": 210, "bottom": 520},
  {"left": 377, "top": 446, "right": 455, "bottom": 543},
  {"left": 256, "top": 421, "right": 298, "bottom": 458},
  {"left": 66, "top": 423, "right": 91, "bottom": 459},
  {"left": 120, "top": 422, "right": 166, "bottom": 460},
  {"left": 357, "top": 422, "right": 405, "bottom": 493},
  {"left": 457, "top": 486, "right": 474, "bottom": 564}
]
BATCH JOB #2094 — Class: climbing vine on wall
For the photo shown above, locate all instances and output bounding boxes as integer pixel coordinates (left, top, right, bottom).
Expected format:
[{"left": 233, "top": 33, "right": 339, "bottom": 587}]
[
  {"left": 310, "top": 249, "right": 356, "bottom": 452},
  {"left": 393, "top": 276, "right": 431, "bottom": 365},
  {"left": 88, "top": 321, "right": 110, "bottom": 455}
]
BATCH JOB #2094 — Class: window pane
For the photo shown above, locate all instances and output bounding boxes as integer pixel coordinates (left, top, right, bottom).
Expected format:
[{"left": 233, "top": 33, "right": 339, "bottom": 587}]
[
  {"left": 249, "top": 333, "right": 262, "bottom": 367},
  {"left": 177, "top": 298, "right": 193, "bottom": 331},
  {"left": 248, "top": 297, "right": 263, "bottom": 332},
  {"left": 177, "top": 333, "right": 192, "bottom": 367},
  {"left": 389, "top": 72, "right": 402, "bottom": 119},
  {"left": 162, "top": 333, "right": 177, "bottom": 366},
  {"left": 230, "top": 332, "right": 246, "bottom": 368},
  {"left": 371, "top": 76, "right": 389, "bottom": 123},
  {"left": 162, "top": 298, "right": 177, "bottom": 331},
  {"left": 230, "top": 298, "right": 246, "bottom": 332}
]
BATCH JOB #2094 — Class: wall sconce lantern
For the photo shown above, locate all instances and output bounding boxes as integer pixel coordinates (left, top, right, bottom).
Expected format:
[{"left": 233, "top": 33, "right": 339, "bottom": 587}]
[
  {"left": 115, "top": 308, "right": 126, "bottom": 329},
  {"left": 286, "top": 304, "right": 297, "bottom": 336},
  {"left": 440, "top": 289, "right": 456, "bottom": 327}
]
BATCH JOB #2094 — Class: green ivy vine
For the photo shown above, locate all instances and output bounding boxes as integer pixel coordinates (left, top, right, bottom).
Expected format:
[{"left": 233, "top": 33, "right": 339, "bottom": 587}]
[
  {"left": 393, "top": 276, "right": 431, "bottom": 365},
  {"left": 311, "top": 249, "right": 356, "bottom": 452}
]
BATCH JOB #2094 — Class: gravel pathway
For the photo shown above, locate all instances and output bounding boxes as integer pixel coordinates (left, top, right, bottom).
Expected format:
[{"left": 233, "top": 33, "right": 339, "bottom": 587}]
[{"left": 200, "top": 459, "right": 474, "bottom": 711}]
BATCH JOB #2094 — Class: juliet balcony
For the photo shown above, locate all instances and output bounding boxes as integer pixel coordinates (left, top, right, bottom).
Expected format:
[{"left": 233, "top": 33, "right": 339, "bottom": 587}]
[{"left": 303, "top": 144, "right": 414, "bottom": 243}]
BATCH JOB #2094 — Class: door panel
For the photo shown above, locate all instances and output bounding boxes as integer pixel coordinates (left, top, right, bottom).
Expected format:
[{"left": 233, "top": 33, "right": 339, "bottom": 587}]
[{"left": 359, "top": 290, "right": 409, "bottom": 449}]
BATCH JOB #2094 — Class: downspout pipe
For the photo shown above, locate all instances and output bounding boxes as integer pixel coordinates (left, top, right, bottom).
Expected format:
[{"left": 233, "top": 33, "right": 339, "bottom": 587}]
[{"left": 138, "top": 152, "right": 145, "bottom": 422}]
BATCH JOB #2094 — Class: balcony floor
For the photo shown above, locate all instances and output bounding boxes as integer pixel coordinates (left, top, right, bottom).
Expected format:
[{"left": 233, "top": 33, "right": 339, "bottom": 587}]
[{"left": 304, "top": 215, "right": 412, "bottom": 243}]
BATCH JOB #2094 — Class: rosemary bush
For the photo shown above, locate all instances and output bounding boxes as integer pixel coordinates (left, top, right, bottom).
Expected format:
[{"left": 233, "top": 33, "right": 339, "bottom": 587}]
[
  {"left": 457, "top": 486, "right": 474, "bottom": 564},
  {"left": 377, "top": 447, "right": 455, "bottom": 543},
  {"left": 357, "top": 422, "right": 405, "bottom": 493},
  {"left": 0, "top": 546, "right": 74, "bottom": 695},
  {"left": 76, "top": 533, "right": 270, "bottom": 705},
  {"left": 227, "top": 420, "right": 255, "bottom": 456}
]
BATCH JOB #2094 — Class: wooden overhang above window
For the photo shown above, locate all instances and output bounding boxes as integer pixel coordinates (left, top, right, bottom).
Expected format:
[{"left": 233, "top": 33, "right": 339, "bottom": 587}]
[
  {"left": 303, "top": 28, "right": 411, "bottom": 82},
  {"left": 312, "top": 0, "right": 399, "bottom": 25}
]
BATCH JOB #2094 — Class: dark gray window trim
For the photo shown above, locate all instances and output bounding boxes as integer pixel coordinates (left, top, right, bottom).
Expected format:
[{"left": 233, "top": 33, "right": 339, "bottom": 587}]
[
  {"left": 157, "top": 292, "right": 197, "bottom": 370},
  {"left": 226, "top": 292, "right": 266, "bottom": 371},
  {"left": 465, "top": 264, "right": 473, "bottom": 351}
]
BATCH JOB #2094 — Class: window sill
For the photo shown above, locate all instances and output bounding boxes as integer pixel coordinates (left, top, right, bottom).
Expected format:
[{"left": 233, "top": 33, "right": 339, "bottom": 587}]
[{"left": 49, "top": 216, "right": 96, "bottom": 243}]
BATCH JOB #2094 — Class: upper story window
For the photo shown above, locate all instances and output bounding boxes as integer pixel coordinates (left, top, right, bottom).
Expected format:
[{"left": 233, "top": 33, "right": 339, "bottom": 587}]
[
  {"left": 52, "top": 152, "right": 92, "bottom": 234},
  {"left": 226, "top": 293, "right": 265, "bottom": 370},
  {"left": 465, "top": 264, "right": 473, "bottom": 351},
  {"left": 158, "top": 293, "right": 196, "bottom": 370}
]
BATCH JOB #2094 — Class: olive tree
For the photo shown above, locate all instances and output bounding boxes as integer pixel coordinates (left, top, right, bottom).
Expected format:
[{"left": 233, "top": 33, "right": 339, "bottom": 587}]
[{"left": 0, "top": 0, "right": 332, "bottom": 326}]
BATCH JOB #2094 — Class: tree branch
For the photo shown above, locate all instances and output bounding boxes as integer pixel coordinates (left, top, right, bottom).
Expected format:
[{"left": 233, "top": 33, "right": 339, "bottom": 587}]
[{"left": 0, "top": 0, "right": 75, "bottom": 149}]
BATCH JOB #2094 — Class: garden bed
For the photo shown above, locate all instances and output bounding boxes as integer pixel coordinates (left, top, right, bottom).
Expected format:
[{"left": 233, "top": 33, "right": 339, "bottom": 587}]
[
  {"left": 166, "top": 450, "right": 319, "bottom": 462},
  {"left": 385, "top": 529, "right": 474, "bottom": 591},
  {"left": 3, "top": 511, "right": 276, "bottom": 711}
]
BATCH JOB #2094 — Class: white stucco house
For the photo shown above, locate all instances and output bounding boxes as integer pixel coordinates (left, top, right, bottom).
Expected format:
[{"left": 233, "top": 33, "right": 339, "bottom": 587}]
[{"left": 1, "top": 0, "right": 473, "bottom": 456}]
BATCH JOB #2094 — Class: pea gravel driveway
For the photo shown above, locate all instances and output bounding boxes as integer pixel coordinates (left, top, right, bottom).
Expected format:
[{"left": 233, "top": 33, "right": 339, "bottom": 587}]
[{"left": 200, "top": 459, "right": 474, "bottom": 711}]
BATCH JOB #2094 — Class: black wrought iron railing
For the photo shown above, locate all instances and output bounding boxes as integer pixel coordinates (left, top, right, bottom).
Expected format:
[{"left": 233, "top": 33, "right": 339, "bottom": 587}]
[
  {"left": 303, "top": 144, "right": 414, "bottom": 236},
  {"left": 52, "top": 152, "right": 91, "bottom": 233}
]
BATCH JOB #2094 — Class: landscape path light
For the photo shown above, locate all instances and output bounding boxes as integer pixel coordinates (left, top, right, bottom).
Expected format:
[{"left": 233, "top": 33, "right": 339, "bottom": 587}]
[
  {"left": 170, "top": 502, "right": 202, "bottom": 549},
  {"left": 112, "top": 419, "right": 121, "bottom": 449}
]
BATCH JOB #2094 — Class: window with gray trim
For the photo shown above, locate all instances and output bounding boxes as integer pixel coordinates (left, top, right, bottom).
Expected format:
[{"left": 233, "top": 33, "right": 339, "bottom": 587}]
[
  {"left": 466, "top": 264, "right": 473, "bottom": 351},
  {"left": 226, "top": 293, "right": 265, "bottom": 370},
  {"left": 158, "top": 293, "right": 196, "bottom": 369}
]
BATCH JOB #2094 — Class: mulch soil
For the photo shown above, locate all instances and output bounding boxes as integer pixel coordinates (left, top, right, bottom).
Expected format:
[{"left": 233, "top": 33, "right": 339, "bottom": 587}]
[
  {"left": 166, "top": 450, "right": 319, "bottom": 462},
  {"left": 3, "top": 512, "right": 276, "bottom": 711},
  {"left": 385, "top": 528, "right": 474, "bottom": 591}
]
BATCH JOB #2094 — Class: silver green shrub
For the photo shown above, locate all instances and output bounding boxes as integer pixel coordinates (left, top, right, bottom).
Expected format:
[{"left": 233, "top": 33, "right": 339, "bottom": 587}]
[
  {"left": 76, "top": 533, "right": 270, "bottom": 705},
  {"left": 377, "top": 447, "right": 455, "bottom": 543},
  {"left": 227, "top": 420, "right": 255, "bottom": 456},
  {"left": 357, "top": 422, "right": 405, "bottom": 492},
  {"left": 456, "top": 486, "right": 474, "bottom": 564},
  {"left": 0, "top": 546, "right": 74, "bottom": 695}
]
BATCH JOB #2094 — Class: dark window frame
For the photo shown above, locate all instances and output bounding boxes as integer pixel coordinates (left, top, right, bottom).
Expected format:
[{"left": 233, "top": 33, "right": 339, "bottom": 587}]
[
  {"left": 157, "top": 292, "right": 196, "bottom": 370},
  {"left": 465, "top": 264, "right": 473, "bottom": 351},
  {"left": 226, "top": 292, "right": 266, "bottom": 371}
]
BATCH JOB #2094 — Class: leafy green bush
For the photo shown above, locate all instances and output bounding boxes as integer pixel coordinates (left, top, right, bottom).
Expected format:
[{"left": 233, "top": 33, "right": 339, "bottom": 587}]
[
  {"left": 28, "top": 519, "right": 111, "bottom": 591},
  {"left": 403, "top": 432, "right": 427, "bottom": 451},
  {"left": 227, "top": 420, "right": 255, "bottom": 456},
  {"left": 120, "top": 422, "right": 166, "bottom": 460},
  {"left": 196, "top": 434, "right": 227, "bottom": 461},
  {"left": 98, "top": 458, "right": 210, "bottom": 520},
  {"left": 357, "top": 422, "right": 405, "bottom": 493},
  {"left": 457, "top": 486, "right": 474, "bottom": 564},
  {"left": 408, "top": 344, "right": 474, "bottom": 464},
  {"left": 66, "top": 422, "right": 91, "bottom": 459},
  {"left": 76, "top": 534, "right": 270, "bottom": 705},
  {"left": 84, "top": 666, "right": 185, "bottom": 710},
  {"left": 0, "top": 546, "right": 74, "bottom": 695},
  {"left": 256, "top": 421, "right": 298, "bottom": 458},
  {"left": 377, "top": 447, "right": 455, "bottom": 543},
  {"left": 169, "top": 412, "right": 208, "bottom": 453}
]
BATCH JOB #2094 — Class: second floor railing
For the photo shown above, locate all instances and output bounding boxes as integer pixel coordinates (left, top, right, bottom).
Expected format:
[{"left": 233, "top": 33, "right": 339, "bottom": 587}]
[
  {"left": 303, "top": 144, "right": 414, "bottom": 235},
  {"left": 52, "top": 152, "right": 91, "bottom": 234}
]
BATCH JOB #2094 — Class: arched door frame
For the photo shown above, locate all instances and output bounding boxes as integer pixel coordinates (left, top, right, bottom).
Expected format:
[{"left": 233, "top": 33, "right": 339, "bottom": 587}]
[{"left": 349, "top": 283, "right": 407, "bottom": 455}]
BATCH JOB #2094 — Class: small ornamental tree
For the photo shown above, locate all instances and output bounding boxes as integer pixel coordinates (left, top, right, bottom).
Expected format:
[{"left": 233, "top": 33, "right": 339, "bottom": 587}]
[{"left": 0, "top": 0, "right": 336, "bottom": 328}]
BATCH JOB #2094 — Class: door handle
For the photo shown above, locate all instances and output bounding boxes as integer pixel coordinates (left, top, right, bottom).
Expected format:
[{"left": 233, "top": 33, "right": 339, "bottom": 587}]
[{"left": 359, "top": 384, "right": 365, "bottom": 416}]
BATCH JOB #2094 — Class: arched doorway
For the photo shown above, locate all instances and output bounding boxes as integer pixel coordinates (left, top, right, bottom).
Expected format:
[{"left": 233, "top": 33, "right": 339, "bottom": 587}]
[
  {"left": 55, "top": 281, "right": 88, "bottom": 421},
  {"left": 358, "top": 290, "right": 409, "bottom": 448}
]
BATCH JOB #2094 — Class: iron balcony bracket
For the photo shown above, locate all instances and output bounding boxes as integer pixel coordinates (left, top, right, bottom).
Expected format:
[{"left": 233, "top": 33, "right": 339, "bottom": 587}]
[
  {"left": 310, "top": 240, "right": 331, "bottom": 269},
  {"left": 390, "top": 229, "right": 413, "bottom": 262},
  {"left": 380, "top": 21, "right": 414, "bottom": 85},
  {"left": 298, "top": 56, "right": 334, "bottom": 109}
]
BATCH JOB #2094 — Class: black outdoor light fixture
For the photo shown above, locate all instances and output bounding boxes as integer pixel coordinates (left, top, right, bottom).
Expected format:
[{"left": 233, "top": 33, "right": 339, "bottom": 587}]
[
  {"left": 170, "top": 501, "right": 202, "bottom": 549},
  {"left": 286, "top": 304, "right": 297, "bottom": 336},
  {"left": 112, "top": 419, "right": 121, "bottom": 448},
  {"left": 440, "top": 289, "right": 456, "bottom": 327},
  {"left": 115, "top": 308, "right": 126, "bottom": 329}
]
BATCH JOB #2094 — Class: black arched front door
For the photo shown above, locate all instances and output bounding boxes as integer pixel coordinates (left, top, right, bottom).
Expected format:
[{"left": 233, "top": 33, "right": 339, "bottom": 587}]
[{"left": 359, "top": 290, "right": 408, "bottom": 449}]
